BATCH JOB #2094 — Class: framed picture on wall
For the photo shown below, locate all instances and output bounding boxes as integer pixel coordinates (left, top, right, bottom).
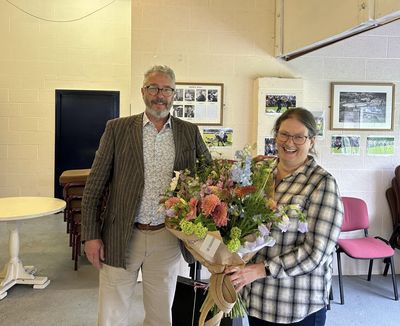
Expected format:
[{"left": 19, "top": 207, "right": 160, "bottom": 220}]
[
  {"left": 330, "top": 82, "right": 395, "bottom": 131},
  {"left": 171, "top": 82, "right": 224, "bottom": 125}
]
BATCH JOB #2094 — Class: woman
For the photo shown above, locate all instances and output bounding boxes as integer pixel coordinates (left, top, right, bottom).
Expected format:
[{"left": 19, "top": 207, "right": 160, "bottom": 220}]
[{"left": 226, "top": 108, "right": 343, "bottom": 325}]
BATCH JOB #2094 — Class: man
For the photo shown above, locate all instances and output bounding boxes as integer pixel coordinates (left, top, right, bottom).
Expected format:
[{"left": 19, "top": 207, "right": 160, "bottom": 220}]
[{"left": 81, "top": 65, "right": 211, "bottom": 326}]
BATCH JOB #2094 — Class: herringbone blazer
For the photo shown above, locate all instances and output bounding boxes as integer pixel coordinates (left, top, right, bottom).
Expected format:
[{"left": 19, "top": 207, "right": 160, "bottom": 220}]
[{"left": 81, "top": 113, "right": 211, "bottom": 268}]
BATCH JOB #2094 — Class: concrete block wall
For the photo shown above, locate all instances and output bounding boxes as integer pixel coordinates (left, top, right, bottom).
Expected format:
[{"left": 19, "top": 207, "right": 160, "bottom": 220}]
[{"left": 0, "top": 0, "right": 131, "bottom": 197}]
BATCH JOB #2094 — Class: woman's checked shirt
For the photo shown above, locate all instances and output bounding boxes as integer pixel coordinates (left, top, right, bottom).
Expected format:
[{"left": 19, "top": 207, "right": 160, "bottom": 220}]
[{"left": 242, "top": 157, "right": 343, "bottom": 324}]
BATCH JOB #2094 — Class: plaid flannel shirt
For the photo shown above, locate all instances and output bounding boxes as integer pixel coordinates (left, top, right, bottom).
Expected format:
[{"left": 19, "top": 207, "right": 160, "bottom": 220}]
[{"left": 242, "top": 157, "right": 343, "bottom": 324}]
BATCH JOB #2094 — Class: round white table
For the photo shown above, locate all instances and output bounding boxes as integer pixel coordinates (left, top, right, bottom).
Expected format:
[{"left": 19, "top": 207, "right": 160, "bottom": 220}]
[{"left": 0, "top": 197, "right": 66, "bottom": 300}]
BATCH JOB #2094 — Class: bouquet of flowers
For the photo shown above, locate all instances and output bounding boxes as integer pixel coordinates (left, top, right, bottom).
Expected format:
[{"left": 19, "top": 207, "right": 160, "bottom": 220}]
[{"left": 161, "top": 146, "right": 307, "bottom": 326}]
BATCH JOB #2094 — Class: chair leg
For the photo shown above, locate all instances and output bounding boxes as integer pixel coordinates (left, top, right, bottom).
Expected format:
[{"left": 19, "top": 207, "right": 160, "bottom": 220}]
[
  {"left": 383, "top": 258, "right": 390, "bottom": 276},
  {"left": 74, "top": 234, "right": 80, "bottom": 271},
  {"left": 327, "top": 285, "right": 333, "bottom": 310},
  {"left": 368, "top": 259, "right": 373, "bottom": 281},
  {"left": 389, "top": 257, "right": 399, "bottom": 301},
  {"left": 337, "top": 251, "right": 344, "bottom": 305}
]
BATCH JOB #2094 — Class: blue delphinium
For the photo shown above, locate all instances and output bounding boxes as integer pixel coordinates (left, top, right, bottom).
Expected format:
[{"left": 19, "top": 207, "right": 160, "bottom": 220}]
[{"left": 231, "top": 148, "right": 252, "bottom": 186}]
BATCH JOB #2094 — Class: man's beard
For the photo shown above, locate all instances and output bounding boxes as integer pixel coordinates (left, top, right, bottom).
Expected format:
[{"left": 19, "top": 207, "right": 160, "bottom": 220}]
[
  {"left": 146, "top": 106, "right": 170, "bottom": 119},
  {"left": 145, "top": 98, "right": 172, "bottom": 119}
]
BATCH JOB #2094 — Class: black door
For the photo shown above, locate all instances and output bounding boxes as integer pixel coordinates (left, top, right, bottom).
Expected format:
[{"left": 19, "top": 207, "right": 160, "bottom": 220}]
[{"left": 55, "top": 90, "right": 119, "bottom": 198}]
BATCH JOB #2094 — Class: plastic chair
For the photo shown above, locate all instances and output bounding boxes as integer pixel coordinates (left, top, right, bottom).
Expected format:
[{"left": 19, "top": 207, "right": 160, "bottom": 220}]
[{"left": 336, "top": 197, "right": 398, "bottom": 304}]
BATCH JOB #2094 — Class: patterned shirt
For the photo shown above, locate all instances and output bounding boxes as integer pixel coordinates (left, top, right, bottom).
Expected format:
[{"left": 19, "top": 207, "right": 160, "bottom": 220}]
[
  {"left": 135, "top": 113, "right": 175, "bottom": 225},
  {"left": 242, "top": 157, "right": 343, "bottom": 323}
]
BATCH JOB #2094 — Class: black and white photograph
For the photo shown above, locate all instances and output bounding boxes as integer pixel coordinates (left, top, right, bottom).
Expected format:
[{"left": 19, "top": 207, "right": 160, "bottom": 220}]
[
  {"left": 173, "top": 88, "right": 183, "bottom": 101},
  {"left": 331, "top": 82, "right": 394, "bottom": 130},
  {"left": 265, "top": 94, "right": 296, "bottom": 114},
  {"left": 196, "top": 89, "right": 207, "bottom": 102},
  {"left": 264, "top": 137, "right": 277, "bottom": 156},
  {"left": 207, "top": 89, "right": 218, "bottom": 102},
  {"left": 184, "top": 105, "right": 195, "bottom": 118},
  {"left": 184, "top": 89, "right": 195, "bottom": 101},
  {"left": 174, "top": 82, "right": 224, "bottom": 125},
  {"left": 172, "top": 105, "right": 183, "bottom": 118}
]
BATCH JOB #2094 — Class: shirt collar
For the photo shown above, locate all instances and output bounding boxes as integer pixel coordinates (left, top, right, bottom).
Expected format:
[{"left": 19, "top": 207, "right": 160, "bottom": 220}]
[
  {"left": 142, "top": 112, "right": 173, "bottom": 129},
  {"left": 274, "top": 156, "right": 316, "bottom": 179}
]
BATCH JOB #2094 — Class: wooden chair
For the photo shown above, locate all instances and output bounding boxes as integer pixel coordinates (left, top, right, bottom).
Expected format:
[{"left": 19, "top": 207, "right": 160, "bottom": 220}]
[{"left": 59, "top": 169, "right": 90, "bottom": 270}]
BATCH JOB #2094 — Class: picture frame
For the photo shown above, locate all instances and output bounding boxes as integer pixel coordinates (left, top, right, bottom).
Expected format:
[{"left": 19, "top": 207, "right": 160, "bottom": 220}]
[
  {"left": 330, "top": 82, "right": 395, "bottom": 131},
  {"left": 171, "top": 82, "right": 224, "bottom": 125}
]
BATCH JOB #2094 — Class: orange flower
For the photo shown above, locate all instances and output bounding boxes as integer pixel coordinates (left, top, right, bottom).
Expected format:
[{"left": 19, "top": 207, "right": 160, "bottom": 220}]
[
  {"left": 186, "top": 198, "right": 198, "bottom": 220},
  {"left": 234, "top": 185, "right": 257, "bottom": 198},
  {"left": 212, "top": 202, "right": 228, "bottom": 227},
  {"left": 165, "top": 197, "right": 180, "bottom": 209},
  {"left": 201, "top": 194, "right": 221, "bottom": 215}
]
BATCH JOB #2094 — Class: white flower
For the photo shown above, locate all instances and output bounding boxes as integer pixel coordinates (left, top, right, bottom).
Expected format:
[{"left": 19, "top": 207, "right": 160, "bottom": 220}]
[
  {"left": 170, "top": 171, "right": 180, "bottom": 191},
  {"left": 258, "top": 223, "right": 270, "bottom": 237},
  {"left": 277, "top": 215, "right": 290, "bottom": 232}
]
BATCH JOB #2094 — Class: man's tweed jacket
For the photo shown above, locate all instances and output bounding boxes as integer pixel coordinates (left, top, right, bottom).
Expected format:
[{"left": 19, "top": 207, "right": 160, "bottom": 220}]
[{"left": 81, "top": 113, "right": 211, "bottom": 268}]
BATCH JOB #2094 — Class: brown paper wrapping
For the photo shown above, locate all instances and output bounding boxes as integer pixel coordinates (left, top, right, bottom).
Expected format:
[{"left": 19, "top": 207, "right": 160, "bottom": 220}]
[{"left": 168, "top": 228, "right": 256, "bottom": 326}]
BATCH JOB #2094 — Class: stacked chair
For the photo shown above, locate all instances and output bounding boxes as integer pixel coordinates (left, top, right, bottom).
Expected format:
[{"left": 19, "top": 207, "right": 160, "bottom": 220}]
[
  {"left": 385, "top": 165, "right": 400, "bottom": 251},
  {"left": 59, "top": 169, "right": 90, "bottom": 270}
]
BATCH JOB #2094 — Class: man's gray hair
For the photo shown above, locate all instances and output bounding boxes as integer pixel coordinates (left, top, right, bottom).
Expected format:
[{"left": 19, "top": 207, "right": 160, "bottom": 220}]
[{"left": 143, "top": 65, "right": 176, "bottom": 85}]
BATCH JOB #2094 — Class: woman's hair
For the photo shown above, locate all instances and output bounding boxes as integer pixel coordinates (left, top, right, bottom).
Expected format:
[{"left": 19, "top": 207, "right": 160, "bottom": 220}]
[
  {"left": 273, "top": 107, "right": 318, "bottom": 155},
  {"left": 143, "top": 65, "right": 176, "bottom": 85}
]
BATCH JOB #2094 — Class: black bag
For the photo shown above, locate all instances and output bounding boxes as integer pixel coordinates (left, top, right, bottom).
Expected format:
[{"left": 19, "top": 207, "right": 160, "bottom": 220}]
[
  {"left": 172, "top": 272, "right": 245, "bottom": 325},
  {"left": 172, "top": 275, "right": 208, "bottom": 326}
]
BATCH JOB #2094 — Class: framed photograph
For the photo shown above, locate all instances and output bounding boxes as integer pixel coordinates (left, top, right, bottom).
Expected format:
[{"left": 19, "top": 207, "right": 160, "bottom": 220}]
[
  {"left": 330, "top": 82, "right": 395, "bottom": 131},
  {"left": 171, "top": 82, "right": 224, "bottom": 125}
]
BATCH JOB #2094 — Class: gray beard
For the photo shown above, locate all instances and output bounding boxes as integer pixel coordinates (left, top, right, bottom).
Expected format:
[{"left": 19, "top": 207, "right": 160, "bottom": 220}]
[{"left": 146, "top": 107, "right": 170, "bottom": 119}]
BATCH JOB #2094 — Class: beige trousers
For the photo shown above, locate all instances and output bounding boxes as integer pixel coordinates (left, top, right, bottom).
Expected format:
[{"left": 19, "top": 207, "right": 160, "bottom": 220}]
[{"left": 98, "top": 227, "right": 181, "bottom": 326}]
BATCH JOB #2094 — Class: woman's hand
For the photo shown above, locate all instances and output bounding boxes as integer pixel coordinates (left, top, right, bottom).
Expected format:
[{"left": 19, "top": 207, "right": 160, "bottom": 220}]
[{"left": 225, "top": 263, "right": 267, "bottom": 292}]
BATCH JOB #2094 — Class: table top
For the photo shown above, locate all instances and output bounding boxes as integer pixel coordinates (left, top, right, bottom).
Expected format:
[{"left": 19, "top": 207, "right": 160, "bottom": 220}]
[{"left": 0, "top": 197, "right": 66, "bottom": 222}]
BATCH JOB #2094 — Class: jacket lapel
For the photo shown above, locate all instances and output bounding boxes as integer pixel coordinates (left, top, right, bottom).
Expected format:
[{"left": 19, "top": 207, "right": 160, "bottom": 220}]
[{"left": 172, "top": 116, "right": 183, "bottom": 168}]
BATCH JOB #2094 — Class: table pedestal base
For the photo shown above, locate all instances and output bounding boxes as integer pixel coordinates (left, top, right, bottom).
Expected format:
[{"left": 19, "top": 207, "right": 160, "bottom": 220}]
[
  {"left": 0, "top": 260, "right": 50, "bottom": 300},
  {"left": 0, "top": 222, "right": 51, "bottom": 300}
]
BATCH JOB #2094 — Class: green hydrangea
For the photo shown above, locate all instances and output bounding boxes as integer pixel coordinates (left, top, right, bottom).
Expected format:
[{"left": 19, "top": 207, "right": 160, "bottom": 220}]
[
  {"left": 230, "top": 226, "right": 242, "bottom": 239},
  {"left": 193, "top": 223, "right": 208, "bottom": 239},
  {"left": 180, "top": 220, "right": 194, "bottom": 235},
  {"left": 227, "top": 238, "right": 241, "bottom": 253}
]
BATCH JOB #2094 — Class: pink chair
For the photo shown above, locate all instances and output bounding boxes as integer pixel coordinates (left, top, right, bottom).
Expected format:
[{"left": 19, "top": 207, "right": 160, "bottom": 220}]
[{"left": 336, "top": 197, "right": 398, "bottom": 304}]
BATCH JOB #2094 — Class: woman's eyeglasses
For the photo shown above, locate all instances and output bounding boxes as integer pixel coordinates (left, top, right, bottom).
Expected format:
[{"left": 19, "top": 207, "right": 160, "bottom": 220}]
[{"left": 276, "top": 132, "right": 309, "bottom": 145}]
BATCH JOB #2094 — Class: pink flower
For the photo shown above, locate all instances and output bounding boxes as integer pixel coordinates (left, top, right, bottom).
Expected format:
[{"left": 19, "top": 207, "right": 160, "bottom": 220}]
[
  {"left": 212, "top": 202, "right": 228, "bottom": 227},
  {"left": 186, "top": 198, "right": 198, "bottom": 220},
  {"left": 165, "top": 197, "right": 180, "bottom": 209},
  {"left": 201, "top": 194, "right": 221, "bottom": 215}
]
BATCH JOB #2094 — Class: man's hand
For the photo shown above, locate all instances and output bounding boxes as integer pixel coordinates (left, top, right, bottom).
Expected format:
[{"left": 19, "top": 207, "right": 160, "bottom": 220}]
[{"left": 84, "top": 239, "right": 105, "bottom": 269}]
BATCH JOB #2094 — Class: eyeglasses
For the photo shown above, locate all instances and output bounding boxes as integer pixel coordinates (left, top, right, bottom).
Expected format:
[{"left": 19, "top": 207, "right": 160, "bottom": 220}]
[
  {"left": 144, "top": 86, "right": 175, "bottom": 97},
  {"left": 276, "top": 131, "right": 310, "bottom": 145}
]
